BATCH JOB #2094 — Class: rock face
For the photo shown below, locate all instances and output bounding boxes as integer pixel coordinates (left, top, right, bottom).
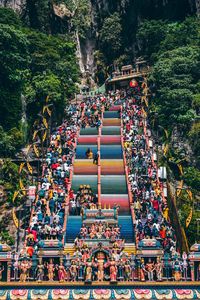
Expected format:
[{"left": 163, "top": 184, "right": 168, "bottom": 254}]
[
  {"left": 0, "top": 0, "right": 24, "bottom": 11},
  {"left": 0, "top": 0, "right": 196, "bottom": 79}
]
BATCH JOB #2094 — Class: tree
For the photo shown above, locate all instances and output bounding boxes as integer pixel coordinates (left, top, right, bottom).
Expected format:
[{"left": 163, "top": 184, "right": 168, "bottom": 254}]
[
  {"left": 99, "top": 13, "right": 123, "bottom": 63},
  {"left": 0, "top": 24, "right": 29, "bottom": 130},
  {"left": 137, "top": 20, "right": 168, "bottom": 61},
  {"left": 151, "top": 46, "right": 200, "bottom": 131}
]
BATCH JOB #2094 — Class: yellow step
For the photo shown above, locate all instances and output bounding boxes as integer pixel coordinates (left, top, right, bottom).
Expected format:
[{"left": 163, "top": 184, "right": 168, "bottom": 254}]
[
  {"left": 64, "top": 243, "right": 75, "bottom": 255},
  {"left": 124, "top": 244, "right": 136, "bottom": 255}
]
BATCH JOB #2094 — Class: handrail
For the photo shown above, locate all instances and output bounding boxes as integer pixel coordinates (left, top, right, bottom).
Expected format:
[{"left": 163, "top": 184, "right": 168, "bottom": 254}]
[
  {"left": 120, "top": 105, "right": 136, "bottom": 241},
  {"left": 97, "top": 106, "right": 104, "bottom": 206},
  {"left": 120, "top": 106, "right": 133, "bottom": 205}
]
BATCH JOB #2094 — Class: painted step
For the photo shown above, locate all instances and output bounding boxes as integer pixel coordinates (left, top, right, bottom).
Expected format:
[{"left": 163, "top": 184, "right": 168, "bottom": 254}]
[
  {"left": 77, "top": 136, "right": 98, "bottom": 145},
  {"left": 71, "top": 175, "right": 98, "bottom": 194},
  {"left": 74, "top": 160, "right": 98, "bottom": 175},
  {"left": 101, "top": 194, "right": 129, "bottom": 214},
  {"left": 118, "top": 215, "right": 134, "bottom": 243},
  {"left": 101, "top": 135, "right": 121, "bottom": 145},
  {"left": 104, "top": 111, "right": 120, "bottom": 118},
  {"left": 65, "top": 216, "right": 82, "bottom": 243},
  {"left": 101, "top": 175, "right": 127, "bottom": 194},
  {"left": 101, "top": 159, "right": 125, "bottom": 175},
  {"left": 76, "top": 145, "right": 98, "bottom": 159},
  {"left": 64, "top": 243, "right": 75, "bottom": 255},
  {"left": 103, "top": 118, "right": 121, "bottom": 126},
  {"left": 102, "top": 126, "right": 121, "bottom": 135},
  {"left": 101, "top": 145, "right": 123, "bottom": 159},
  {"left": 124, "top": 243, "right": 136, "bottom": 255}
]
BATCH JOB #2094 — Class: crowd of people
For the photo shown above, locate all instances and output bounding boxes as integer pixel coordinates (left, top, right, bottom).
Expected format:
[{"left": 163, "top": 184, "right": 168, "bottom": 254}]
[
  {"left": 24, "top": 94, "right": 110, "bottom": 255},
  {"left": 122, "top": 86, "right": 177, "bottom": 255},
  {"left": 78, "top": 222, "right": 121, "bottom": 240},
  {"left": 24, "top": 103, "right": 82, "bottom": 254}
]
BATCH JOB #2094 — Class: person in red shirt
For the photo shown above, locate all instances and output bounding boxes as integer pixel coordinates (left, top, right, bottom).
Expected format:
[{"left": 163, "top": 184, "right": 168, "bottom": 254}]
[
  {"left": 159, "top": 226, "right": 166, "bottom": 239},
  {"left": 152, "top": 198, "right": 159, "bottom": 211}
]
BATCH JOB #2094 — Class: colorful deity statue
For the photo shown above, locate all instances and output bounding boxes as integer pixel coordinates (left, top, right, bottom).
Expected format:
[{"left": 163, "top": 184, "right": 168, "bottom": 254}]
[
  {"left": 182, "top": 252, "right": 188, "bottom": 281},
  {"left": 65, "top": 253, "right": 71, "bottom": 281},
  {"left": 58, "top": 261, "right": 67, "bottom": 282},
  {"left": 97, "top": 259, "right": 105, "bottom": 282},
  {"left": 70, "top": 261, "right": 77, "bottom": 282},
  {"left": 155, "top": 257, "right": 163, "bottom": 281},
  {"left": 37, "top": 259, "right": 44, "bottom": 282},
  {"left": 124, "top": 260, "right": 131, "bottom": 281},
  {"left": 47, "top": 259, "right": 55, "bottom": 282},
  {"left": 118, "top": 259, "right": 124, "bottom": 281},
  {"left": 130, "top": 254, "right": 136, "bottom": 281},
  {"left": 13, "top": 255, "right": 19, "bottom": 281},
  {"left": 163, "top": 252, "right": 171, "bottom": 280},
  {"left": 109, "top": 258, "right": 118, "bottom": 282},
  {"left": 77, "top": 259, "right": 84, "bottom": 281},
  {"left": 85, "top": 260, "right": 93, "bottom": 283},
  {"left": 146, "top": 259, "right": 155, "bottom": 281},
  {"left": 173, "top": 258, "right": 182, "bottom": 281},
  {"left": 0, "top": 264, "right": 4, "bottom": 281},
  {"left": 19, "top": 259, "right": 32, "bottom": 282},
  {"left": 140, "top": 258, "right": 146, "bottom": 281}
]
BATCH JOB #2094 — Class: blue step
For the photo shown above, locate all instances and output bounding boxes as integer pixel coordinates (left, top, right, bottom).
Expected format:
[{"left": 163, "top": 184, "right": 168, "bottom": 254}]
[
  {"left": 65, "top": 216, "right": 82, "bottom": 243},
  {"left": 118, "top": 216, "right": 134, "bottom": 243}
]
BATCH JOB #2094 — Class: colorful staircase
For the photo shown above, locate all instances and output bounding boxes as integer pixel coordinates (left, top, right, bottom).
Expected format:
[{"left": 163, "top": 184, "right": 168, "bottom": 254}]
[{"left": 65, "top": 104, "right": 135, "bottom": 245}]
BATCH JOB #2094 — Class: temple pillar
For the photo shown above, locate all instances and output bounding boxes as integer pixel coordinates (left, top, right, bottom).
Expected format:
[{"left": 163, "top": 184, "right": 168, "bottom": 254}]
[
  {"left": 189, "top": 261, "right": 195, "bottom": 281},
  {"left": 7, "top": 262, "right": 11, "bottom": 282}
]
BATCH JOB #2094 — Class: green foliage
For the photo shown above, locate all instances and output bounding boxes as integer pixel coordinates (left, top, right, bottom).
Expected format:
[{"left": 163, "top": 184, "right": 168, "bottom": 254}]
[
  {"left": 178, "top": 201, "right": 200, "bottom": 246},
  {"left": 72, "top": 0, "right": 91, "bottom": 39},
  {"left": 0, "top": 23, "right": 29, "bottom": 130},
  {"left": 188, "top": 122, "right": 200, "bottom": 164},
  {"left": 0, "top": 127, "right": 23, "bottom": 157},
  {"left": 99, "top": 13, "right": 123, "bottom": 62},
  {"left": 0, "top": 7, "right": 79, "bottom": 150},
  {"left": 0, "top": 7, "right": 22, "bottom": 27},
  {"left": 23, "top": 0, "right": 51, "bottom": 32},
  {"left": 137, "top": 20, "right": 168, "bottom": 61},
  {"left": 152, "top": 46, "right": 199, "bottom": 130},
  {"left": 24, "top": 29, "right": 79, "bottom": 122},
  {"left": 184, "top": 167, "right": 200, "bottom": 191},
  {"left": 0, "top": 230, "right": 15, "bottom": 246}
]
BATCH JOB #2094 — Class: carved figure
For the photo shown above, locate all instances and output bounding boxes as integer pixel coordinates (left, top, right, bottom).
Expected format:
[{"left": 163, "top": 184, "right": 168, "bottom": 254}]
[
  {"left": 19, "top": 259, "right": 31, "bottom": 282},
  {"left": 47, "top": 259, "right": 54, "bottom": 281},
  {"left": 155, "top": 257, "right": 162, "bottom": 281}
]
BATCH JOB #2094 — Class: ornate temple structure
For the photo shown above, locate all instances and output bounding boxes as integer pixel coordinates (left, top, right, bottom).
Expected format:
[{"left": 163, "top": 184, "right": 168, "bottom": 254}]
[{"left": 0, "top": 76, "right": 200, "bottom": 299}]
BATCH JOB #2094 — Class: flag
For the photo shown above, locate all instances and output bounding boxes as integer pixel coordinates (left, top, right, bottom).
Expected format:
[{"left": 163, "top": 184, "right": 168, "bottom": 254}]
[
  {"left": 27, "top": 162, "right": 33, "bottom": 174},
  {"left": 43, "top": 117, "right": 48, "bottom": 129},
  {"left": 12, "top": 208, "right": 19, "bottom": 228},
  {"left": 46, "top": 107, "right": 52, "bottom": 117},
  {"left": 186, "top": 208, "right": 193, "bottom": 228},
  {"left": 18, "top": 162, "right": 25, "bottom": 174},
  {"left": 33, "top": 144, "right": 40, "bottom": 158},
  {"left": 33, "top": 130, "right": 38, "bottom": 140},
  {"left": 164, "top": 129, "right": 169, "bottom": 139},
  {"left": 12, "top": 191, "right": 19, "bottom": 203},
  {"left": 178, "top": 164, "right": 183, "bottom": 176},
  {"left": 42, "top": 131, "right": 47, "bottom": 142},
  {"left": 26, "top": 144, "right": 32, "bottom": 154},
  {"left": 176, "top": 180, "right": 183, "bottom": 197},
  {"left": 19, "top": 179, "right": 26, "bottom": 196},
  {"left": 187, "top": 189, "right": 193, "bottom": 201},
  {"left": 164, "top": 144, "right": 169, "bottom": 156},
  {"left": 43, "top": 105, "right": 47, "bottom": 114}
]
